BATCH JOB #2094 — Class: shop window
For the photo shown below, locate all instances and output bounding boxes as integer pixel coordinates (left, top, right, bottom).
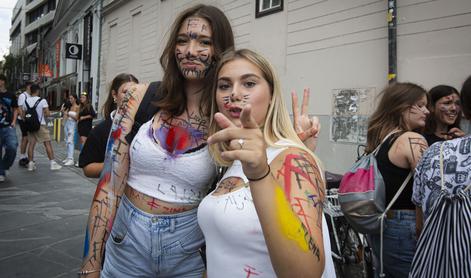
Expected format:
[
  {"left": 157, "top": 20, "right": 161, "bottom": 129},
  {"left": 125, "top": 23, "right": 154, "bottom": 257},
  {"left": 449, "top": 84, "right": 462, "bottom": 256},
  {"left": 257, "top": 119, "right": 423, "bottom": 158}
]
[{"left": 256, "top": 0, "right": 283, "bottom": 18}]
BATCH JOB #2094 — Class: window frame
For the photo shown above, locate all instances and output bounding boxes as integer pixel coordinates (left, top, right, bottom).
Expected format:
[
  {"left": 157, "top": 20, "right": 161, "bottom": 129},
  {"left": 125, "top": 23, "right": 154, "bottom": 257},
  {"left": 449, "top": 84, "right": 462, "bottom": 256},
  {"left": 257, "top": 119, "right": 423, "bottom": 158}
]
[{"left": 255, "top": 0, "right": 283, "bottom": 18}]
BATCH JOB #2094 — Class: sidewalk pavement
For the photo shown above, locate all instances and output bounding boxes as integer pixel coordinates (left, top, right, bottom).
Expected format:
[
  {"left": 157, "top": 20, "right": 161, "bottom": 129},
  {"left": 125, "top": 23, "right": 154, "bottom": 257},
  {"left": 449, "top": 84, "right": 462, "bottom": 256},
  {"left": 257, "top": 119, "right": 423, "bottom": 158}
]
[{"left": 0, "top": 134, "right": 98, "bottom": 278}]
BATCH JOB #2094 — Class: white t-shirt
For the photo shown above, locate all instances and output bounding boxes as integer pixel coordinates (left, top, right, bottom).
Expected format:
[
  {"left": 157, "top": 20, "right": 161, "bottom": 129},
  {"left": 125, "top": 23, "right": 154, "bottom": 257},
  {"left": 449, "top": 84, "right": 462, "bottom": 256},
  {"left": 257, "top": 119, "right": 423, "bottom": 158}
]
[
  {"left": 23, "top": 96, "right": 48, "bottom": 125},
  {"left": 17, "top": 92, "right": 29, "bottom": 120},
  {"left": 198, "top": 140, "right": 336, "bottom": 278}
]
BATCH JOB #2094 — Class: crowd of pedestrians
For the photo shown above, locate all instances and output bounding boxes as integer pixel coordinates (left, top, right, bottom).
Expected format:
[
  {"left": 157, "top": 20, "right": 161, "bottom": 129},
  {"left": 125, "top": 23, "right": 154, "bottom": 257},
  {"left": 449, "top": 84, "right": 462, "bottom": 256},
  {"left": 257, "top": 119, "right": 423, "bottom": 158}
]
[{"left": 0, "top": 3, "right": 469, "bottom": 277}]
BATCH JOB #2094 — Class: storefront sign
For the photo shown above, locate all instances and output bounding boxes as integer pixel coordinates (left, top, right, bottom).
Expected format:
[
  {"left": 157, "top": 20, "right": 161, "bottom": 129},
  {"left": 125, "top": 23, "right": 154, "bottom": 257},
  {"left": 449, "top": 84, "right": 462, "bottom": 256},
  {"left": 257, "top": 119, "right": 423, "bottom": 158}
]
[{"left": 65, "top": 43, "right": 82, "bottom": 60}]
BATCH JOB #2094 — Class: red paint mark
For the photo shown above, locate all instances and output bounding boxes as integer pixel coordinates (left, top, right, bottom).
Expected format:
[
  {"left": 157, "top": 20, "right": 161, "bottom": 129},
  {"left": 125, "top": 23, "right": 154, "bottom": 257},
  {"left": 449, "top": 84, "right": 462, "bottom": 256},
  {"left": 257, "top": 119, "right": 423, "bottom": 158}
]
[
  {"left": 165, "top": 126, "right": 191, "bottom": 153},
  {"left": 147, "top": 198, "right": 160, "bottom": 210},
  {"left": 94, "top": 172, "right": 111, "bottom": 198},
  {"left": 292, "top": 197, "right": 311, "bottom": 234},
  {"left": 277, "top": 154, "right": 314, "bottom": 201},
  {"left": 111, "top": 127, "right": 122, "bottom": 140},
  {"left": 244, "top": 265, "right": 261, "bottom": 277}
]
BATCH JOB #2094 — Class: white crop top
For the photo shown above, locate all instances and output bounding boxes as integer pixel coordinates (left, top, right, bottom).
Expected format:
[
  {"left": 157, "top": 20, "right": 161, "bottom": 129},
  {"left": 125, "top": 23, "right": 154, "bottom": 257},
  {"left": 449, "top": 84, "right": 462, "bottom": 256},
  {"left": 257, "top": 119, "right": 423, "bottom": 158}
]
[
  {"left": 127, "top": 120, "right": 216, "bottom": 204},
  {"left": 197, "top": 140, "right": 336, "bottom": 278}
]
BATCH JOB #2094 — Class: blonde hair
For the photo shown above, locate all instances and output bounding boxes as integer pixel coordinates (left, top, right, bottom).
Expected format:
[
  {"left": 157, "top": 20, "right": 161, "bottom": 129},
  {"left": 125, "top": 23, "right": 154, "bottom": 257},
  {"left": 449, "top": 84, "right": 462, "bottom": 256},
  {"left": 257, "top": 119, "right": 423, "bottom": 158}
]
[{"left": 209, "top": 49, "right": 321, "bottom": 169}]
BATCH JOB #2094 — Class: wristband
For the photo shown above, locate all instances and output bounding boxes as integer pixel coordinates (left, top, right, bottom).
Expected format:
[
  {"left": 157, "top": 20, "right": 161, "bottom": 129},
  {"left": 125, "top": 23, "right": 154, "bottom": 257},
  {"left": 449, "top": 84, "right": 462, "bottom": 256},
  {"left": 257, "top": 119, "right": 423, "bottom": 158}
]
[{"left": 247, "top": 165, "right": 271, "bottom": 182}]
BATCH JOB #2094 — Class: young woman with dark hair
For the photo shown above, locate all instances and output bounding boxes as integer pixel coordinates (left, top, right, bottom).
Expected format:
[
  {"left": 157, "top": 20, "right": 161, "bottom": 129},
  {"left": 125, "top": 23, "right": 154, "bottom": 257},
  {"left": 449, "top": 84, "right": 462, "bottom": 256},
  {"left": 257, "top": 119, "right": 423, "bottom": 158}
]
[
  {"left": 77, "top": 92, "right": 96, "bottom": 147},
  {"left": 365, "top": 82, "right": 429, "bottom": 277},
  {"left": 79, "top": 73, "right": 138, "bottom": 177},
  {"left": 80, "top": 5, "right": 235, "bottom": 277},
  {"left": 423, "top": 85, "right": 464, "bottom": 146}
]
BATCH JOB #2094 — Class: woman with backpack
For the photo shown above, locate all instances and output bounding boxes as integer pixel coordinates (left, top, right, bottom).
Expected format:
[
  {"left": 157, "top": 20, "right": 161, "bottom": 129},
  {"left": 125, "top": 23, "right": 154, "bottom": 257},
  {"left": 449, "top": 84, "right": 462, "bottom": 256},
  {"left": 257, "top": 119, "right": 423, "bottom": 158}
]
[
  {"left": 365, "top": 82, "right": 429, "bottom": 278},
  {"left": 410, "top": 76, "right": 471, "bottom": 277},
  {"left": 423, "top": 85, "right": 465, "bottom": 146}
]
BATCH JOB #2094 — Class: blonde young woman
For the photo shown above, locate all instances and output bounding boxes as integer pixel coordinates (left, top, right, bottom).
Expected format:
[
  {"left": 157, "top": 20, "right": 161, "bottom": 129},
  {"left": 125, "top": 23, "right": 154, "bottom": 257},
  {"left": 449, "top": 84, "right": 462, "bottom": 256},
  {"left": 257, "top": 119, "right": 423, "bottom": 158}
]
[
  {"left": 198, "top": 49, "right": 335, "bottom": 278},
  {"left": 61, "top": 93, "right": 79, "bottom": 166},
  {"left": 365, "top": 82, "right": 429, "bottom": 277}
]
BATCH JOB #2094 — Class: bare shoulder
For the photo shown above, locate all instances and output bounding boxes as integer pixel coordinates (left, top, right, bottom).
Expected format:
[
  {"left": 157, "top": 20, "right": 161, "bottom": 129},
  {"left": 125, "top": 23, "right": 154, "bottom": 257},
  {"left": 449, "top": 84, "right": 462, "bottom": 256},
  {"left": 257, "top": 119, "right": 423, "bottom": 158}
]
[
  {"left": 270, "top": 146, "right": 324, "bottom": 198},
  {"left": 393, "top": 131, "right": 428, "bottom": 167}
]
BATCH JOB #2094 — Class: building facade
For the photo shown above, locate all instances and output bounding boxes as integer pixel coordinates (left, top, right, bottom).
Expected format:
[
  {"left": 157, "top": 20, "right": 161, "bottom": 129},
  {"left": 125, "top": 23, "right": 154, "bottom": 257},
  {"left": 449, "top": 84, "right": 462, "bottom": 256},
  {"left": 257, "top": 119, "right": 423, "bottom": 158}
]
[
  {"left": 98, "top": 0, "right": 471, "bottom": 172},
  {"left": 9, "top": 0, "right": 56, "bottom": 88},
  {"left": 41, "top": 0, "right": 102, "bottom": 110}
]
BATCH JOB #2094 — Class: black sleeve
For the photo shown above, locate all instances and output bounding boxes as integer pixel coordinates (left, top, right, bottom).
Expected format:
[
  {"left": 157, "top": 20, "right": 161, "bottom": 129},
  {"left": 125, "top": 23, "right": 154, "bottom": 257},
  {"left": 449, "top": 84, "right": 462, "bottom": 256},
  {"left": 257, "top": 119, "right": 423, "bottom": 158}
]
[
  {"left": 79, "top": 119, "right": 112, "bottom": 168},
  {"left": 10, "top": 92, "right": 18, "bottom": 108},
  {"left": 125, "top": 81, "right": 161, "bottom": 144}
]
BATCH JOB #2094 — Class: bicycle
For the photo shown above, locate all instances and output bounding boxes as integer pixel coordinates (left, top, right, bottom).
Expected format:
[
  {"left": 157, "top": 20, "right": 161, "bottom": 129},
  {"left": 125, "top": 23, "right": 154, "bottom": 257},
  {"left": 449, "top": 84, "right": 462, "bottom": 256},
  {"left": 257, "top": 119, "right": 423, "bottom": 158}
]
[{"left": 324, "top": 171, "right": 374, "bottom": 278}]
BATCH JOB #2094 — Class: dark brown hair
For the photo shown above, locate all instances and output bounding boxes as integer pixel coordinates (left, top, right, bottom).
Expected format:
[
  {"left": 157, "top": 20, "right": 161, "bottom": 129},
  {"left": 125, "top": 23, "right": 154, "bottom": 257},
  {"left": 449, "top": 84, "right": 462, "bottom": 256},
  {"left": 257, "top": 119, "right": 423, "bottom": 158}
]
[
  {"left": 424, "top": 85, "right": 461, "bottom": 135},
  {"left": 156, "top": 4, "right": 234, "bottom": 117},
  {"left": 461, "top": 75, "right": 471, "bottom": 119},
  {"left": 102, "top": 73, "right": 139, "bottom": 119},
  {"left": 366, "top": 82, "right": 427, "bottom": 153}
]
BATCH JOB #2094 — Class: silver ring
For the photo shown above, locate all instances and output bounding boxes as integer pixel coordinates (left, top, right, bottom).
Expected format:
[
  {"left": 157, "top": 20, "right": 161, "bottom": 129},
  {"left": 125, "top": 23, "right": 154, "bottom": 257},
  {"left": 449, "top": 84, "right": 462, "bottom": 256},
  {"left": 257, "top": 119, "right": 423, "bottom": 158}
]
[{"left": 237, "top": 138, "right": 244, "bottom": 150}]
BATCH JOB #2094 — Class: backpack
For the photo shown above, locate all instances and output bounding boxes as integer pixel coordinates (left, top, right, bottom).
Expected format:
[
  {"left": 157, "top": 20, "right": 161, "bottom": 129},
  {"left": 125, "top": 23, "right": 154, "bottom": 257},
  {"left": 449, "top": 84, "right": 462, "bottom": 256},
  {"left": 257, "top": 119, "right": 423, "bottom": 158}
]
[
  {"left": 24, "top": 98, "right": 42, "bottom": 132},
  {"left": 410, "top": 143, "right": 471, "bottom": 278},
  {"left": 338, "top": 132, "right": 412, "bottom": 234}
]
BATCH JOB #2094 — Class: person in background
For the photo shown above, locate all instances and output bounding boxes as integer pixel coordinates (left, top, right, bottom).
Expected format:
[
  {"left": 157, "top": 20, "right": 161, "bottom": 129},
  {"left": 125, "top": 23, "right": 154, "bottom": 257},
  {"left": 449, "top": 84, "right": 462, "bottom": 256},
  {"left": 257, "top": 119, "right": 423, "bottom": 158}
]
[
  {"left": 199, "top": 49, "right": 335, "bottom": 277},
  {"left": 0, "top": 74, "right": 18, "bottom": 182},
  {"left": 23, "top": 84, "right": 62, "bottom": 171},
  {"left": 77, "top": 92, "right": 96, "bottom": 148},
  {"left": 17, "top": 81, "right": 32, "bottom": 167},
  {"left": 423, "top": 85, "right": 465, "bottom": 146},
  {"left": 365, "top": 82, "right": 429, "bottom": 277},
  {"left": 62, "top": 93, "right": 80, "bottom": 166},
  {"left": 79, "top": 73, "right": 138, "bottom": 177},
  {"left": 410, "top": 76, "right": 471, "bottom": 277}
]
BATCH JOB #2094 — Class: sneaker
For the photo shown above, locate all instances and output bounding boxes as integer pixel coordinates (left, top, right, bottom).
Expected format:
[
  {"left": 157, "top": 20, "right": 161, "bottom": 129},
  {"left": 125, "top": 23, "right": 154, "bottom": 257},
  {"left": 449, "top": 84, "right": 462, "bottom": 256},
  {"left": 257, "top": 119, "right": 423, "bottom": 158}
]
[
  {"left": 62, "top": 158, "right": 69, "bottom": 163},
  {"left": 28, "top": 161, "right": 36, "bottom": 171},
  {"left": 19, "top": 157, "right": 29, "bottom": 167},
  {"left": 75, "top": 162, "right": 79, "bottom": 167},
  {"left": 50, "top": 161, "right": 62, "bottom": 171},
  {"left": 64, "top": 159, "right": 74, "bottom": 166},
  {"left": 0, "top": 175, "right": 4, "bottom": 182}
]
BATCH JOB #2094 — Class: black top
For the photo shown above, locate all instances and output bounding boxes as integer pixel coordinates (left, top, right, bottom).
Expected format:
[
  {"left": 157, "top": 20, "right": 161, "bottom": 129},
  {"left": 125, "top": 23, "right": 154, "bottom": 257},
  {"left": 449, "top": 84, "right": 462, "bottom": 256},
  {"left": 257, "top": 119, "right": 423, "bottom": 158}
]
[
  {"left": 0, "top": 90, "right": 18, "bottom": 127},
  {"left": 423, "top": 133, "right": 445, "bottom": 147},
  {"left": 376, "top": 135, "right": 415, "bottom": 210},
  {"left": 79, "top": 118, "right": 112, "bottom": 168}
]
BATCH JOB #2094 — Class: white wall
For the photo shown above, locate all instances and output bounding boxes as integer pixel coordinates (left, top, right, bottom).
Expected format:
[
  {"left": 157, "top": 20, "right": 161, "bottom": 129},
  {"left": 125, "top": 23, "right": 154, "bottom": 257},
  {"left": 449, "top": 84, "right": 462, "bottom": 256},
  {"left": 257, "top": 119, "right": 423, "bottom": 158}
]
[{"left": 99, "top": 0, "right": 471, "bottom": 173}]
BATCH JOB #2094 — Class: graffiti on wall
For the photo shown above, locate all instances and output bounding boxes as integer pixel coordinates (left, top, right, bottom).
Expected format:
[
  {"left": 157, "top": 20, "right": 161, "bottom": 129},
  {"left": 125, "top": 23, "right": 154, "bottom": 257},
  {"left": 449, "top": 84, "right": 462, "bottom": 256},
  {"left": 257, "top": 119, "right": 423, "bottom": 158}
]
[{"left": 330, "top": 88, "right": 375, "bottom": 144}]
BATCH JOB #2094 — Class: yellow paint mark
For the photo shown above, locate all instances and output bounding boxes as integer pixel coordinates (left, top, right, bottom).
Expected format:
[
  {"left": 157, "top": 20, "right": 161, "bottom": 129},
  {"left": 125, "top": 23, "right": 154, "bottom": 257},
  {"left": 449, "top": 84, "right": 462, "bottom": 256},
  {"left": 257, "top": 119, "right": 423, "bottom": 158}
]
[
  {"left": 388, "top": 73, "right": 396, "bottom": 81},
  {"left": 274, "top": 186, "right": 309, "bottom": 252}
]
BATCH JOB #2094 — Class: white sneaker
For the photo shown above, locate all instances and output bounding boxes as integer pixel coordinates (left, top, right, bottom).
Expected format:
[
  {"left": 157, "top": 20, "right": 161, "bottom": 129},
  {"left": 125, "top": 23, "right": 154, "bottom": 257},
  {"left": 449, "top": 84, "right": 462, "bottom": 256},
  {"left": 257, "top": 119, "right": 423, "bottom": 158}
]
[
  {"left": 50, "top": 161, "right": 62, "bottom": 170},
  {"left": 62, "top": 158, "right": 69, "bottom": 163},
  {"left": 64, "top": 159, "right": 74, "bottom": 166},
  {"left": 75, "top": 162, "right": 79, "bottom": 167},
  {"left": 0, "top": 175, "right": 4, "bottom": 182},
  {"left": 28, "top": 161, "right": 36, "bottom": 171}
]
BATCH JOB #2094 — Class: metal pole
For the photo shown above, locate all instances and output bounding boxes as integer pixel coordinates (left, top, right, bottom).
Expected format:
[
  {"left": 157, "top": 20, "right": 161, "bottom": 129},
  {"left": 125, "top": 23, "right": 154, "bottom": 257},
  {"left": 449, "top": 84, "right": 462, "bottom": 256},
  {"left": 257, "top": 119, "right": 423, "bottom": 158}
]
[{"left": 387, "top": 0, "right": 397, "bottom": 83}]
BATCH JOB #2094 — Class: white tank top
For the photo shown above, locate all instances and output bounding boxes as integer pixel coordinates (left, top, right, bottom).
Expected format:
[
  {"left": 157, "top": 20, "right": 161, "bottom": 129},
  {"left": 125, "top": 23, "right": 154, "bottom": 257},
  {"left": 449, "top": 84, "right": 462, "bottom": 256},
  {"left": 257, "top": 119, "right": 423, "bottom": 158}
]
[
  {"left": 127, "top": 120, "right": 216, "bottom": 204},
  {"left": 197, "top": 141, "right": 336, "bottom": 278}
]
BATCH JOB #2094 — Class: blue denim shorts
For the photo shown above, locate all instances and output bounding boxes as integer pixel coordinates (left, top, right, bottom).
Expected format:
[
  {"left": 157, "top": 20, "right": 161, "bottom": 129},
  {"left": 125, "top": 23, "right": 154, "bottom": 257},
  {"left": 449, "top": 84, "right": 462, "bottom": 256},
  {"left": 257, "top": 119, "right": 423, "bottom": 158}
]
[
  {"left": 102, "top": 195, "right": 205, "bottom": 278},
  {"left": 369, "top": 210, "right": 417, "bottom": 278}
]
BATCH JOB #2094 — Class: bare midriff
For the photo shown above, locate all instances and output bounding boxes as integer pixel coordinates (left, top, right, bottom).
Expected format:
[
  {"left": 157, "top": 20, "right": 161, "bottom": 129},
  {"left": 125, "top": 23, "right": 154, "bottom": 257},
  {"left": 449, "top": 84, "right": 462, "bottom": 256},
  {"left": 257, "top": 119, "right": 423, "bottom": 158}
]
[{"left": 125, "top": 185, "right": 198, "bottom": 214}]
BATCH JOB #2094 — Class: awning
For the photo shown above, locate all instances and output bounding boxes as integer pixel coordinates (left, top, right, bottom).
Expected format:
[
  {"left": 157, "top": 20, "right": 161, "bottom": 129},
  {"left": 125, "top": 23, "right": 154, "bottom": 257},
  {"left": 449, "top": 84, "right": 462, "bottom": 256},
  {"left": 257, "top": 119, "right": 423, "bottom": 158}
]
[{"left": 26, "top": 42, "right": 38, "bottom": 55}]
